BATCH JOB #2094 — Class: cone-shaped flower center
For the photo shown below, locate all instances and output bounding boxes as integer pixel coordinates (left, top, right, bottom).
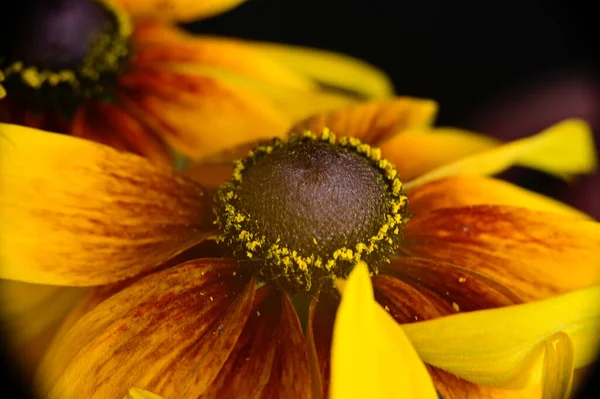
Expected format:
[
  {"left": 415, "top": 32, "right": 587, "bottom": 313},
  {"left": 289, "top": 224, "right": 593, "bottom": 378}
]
[
  {"left": 0, "top": 0, "right": 131, "bottom": 115},
  {"left": 216, "top": 130, "right": 409, "bottom": 293}
]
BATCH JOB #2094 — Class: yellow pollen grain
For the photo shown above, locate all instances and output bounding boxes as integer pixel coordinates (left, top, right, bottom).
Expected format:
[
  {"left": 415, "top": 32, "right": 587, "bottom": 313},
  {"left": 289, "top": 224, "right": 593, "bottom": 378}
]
[
  {"left": 452, "top": 302, "right": 460, "bottom": 312},
  {"left": 384, "top": 305, "right": 390, "bottom": 312},
  {"left": 458, "top": 277, "right": 466, "bottom": 283},
  {"left": 210, "top": 296, "right": 214, "bottom": 302},
  {"left": 232, "top": 271, "right": 237, "bottom": 276}
]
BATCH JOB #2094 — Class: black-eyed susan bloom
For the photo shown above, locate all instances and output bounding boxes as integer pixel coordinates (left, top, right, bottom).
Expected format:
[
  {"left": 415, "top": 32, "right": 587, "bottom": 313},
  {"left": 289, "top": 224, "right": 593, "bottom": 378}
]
[
  {"left": 0, "top": 0, "right": 390, "bottom": 165},
  {"left": 0, "top": 99, "right": 599, "bottom": 398}
]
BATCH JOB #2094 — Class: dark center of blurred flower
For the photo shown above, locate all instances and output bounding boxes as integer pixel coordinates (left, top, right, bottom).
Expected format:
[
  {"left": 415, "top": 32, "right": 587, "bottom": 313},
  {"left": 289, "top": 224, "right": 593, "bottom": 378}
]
[
  {"left": 0, "top": 0, "right": 131, "bottom": 116},
  {"left": 215, "top": 130, "right": 409, "bottom": 293}
]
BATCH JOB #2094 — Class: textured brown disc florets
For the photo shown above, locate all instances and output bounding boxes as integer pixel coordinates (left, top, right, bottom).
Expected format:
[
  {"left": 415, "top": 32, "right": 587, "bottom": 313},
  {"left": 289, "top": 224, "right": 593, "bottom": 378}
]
[{"left": 215, "top": 130, "right": 409, "bottom": 293}]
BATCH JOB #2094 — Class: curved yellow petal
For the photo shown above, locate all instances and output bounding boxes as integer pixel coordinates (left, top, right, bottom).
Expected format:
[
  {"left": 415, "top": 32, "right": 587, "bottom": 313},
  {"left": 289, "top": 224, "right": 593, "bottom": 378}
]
[
  {"left": 541, "top": 332, "right": 574, "bottom": 399},
  {"left": 0, "top": 124, "right": 215, "bottom": 285},
  {"left": 408, "top": 176, "right": 591, "bottom": 219},
  {"left": 405, "top": 119, "right": 597, "bottom": 190},
  {"left": 331, "top": 262, "right": 438, "bottom": 399},
  {"left": 246, "top": 42, "right": 395, "bottom": 99},
  {"left": 123, "top": 388, "right": 164, "bottom": 399},
  {"left": 0, "top": 71, "right": 5, "bottom": 98},
  {"left": 116, "top": 0, "right": 245, "bottom": 22},
  {"left": 379, "top": 128, "right": 500, "bottom": 182},
  {"left": 403, "top": 285, "right": 600, "bottom": 389}
]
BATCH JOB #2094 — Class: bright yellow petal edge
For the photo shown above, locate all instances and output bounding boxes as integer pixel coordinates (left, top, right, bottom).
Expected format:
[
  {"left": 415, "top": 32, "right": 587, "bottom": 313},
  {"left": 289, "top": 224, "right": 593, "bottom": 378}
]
[
  {"left": 403, "top": 285, "right": 600, "bottom": 390},
  {"left": 122, "top": 388, "right": 164, "bottom": 399},
  {"left": 331, "top": 262, "right": 438, "bottom": 399},
  {"left": 0, "top": 71, "right": 6, "bottom": 98}
]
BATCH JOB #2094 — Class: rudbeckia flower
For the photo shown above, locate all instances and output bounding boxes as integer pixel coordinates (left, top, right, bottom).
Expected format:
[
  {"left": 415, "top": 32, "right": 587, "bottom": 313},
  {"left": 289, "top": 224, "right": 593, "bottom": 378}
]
[
  {"left": 0, "top": 0, "right": 390, "bottom": 165},
  {"left": 1, "top": 98, "right": 599, "bottom": 399}
]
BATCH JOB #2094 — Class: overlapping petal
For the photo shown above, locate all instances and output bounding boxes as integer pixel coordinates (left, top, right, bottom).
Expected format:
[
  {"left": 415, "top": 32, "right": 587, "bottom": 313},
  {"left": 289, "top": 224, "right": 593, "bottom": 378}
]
[
  {"left": 331, "top": 263, "right": 438, "bottom": 399},
  {"left": 116, "top": 0, "right": 245, "bottom": 22},
  {"left": 401, "top": 206, "right": 600, "bottom": 301},
  {"left": 407, "top": 176, "right": 591, "bottom": 219},
  {"left": 403, "top": 285, "right": 600, "bottom": 389},
  {"left": 404, "top": 119, "right": 596, "bottom": 190},
  {"left": 38, "top": 259, "right": 255, "bottom": 399},
  {"left": 0, "top": 125, "right": 215, "bottom": 285},
  {"left": 123, "top": 388, "right": 164, "bottom": 399}
]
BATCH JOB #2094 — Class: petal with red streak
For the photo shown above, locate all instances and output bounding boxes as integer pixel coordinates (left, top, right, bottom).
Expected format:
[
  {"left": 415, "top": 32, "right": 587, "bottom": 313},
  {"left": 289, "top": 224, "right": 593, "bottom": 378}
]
[
  {"left": 400, "top": 206, "right": 600, "bottom": 301},
  {"left": 0, "top": 124, "right": 215, "bottom": 285},
  {"left": 37, "top": 259, "right": 255, "bottom": 399}
]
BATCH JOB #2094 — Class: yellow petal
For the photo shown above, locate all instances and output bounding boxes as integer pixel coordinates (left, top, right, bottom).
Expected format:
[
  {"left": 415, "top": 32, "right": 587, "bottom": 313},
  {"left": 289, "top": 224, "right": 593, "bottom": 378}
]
[
  {"left": 123, "top": 388, "right": 164, "bottom": 399},
  {"left": 0, "top": 124, "right": 215, "bottom": 285},
  {"left": 0, "top": 70, "right": 5, "bottom": 98},
  {"left": 404, "top": 119, "right": 597, "bottom": 190},
  {"left": 408, "top": 176, "right": 591, "bottom": 219},
  {"left": 246, "top": 42, "right": 394, "bottom": 99},
  {"left": 379, "top": 128, "right": 500, "bottom": 182},
  {"left": 330, "top": 262, "right": 438, "bottom": 399},
  {"left": 290, "top": 98, "right": 438, "bottom": 145},
  {"left": 403, "top": 285, "right": 600, "bottom": 388},
  {"left": 115, "top": 0, "right": 245, "bottom": 22}
]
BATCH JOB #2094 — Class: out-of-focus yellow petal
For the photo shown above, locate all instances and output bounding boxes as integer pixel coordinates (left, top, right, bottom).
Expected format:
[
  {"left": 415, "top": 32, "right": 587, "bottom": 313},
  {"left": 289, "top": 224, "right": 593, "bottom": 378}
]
[
  {"left": 246, "top": 42, "right": 394, "bottom": 99},
  {"left": 403, "top": 285, "right": 600, "bottom": 389},
  {"left": 331, "top": 262, "right": 438, "bottom": 399},
  {"left": 379, "top": 128, "right": 500, "bottom": 182},
  {"left": 0, "top": 71, "right": 5, "bottom": 98},
  {"left": 0, "top": 124, "right": 215, "bottom": 285},
  {"left": 408, "top": 176, "right": 591, "bottom": 219},
  {"left": 405, "top": 119, "right": 597, "bottom": 190},
  {"left": 541, "top": 332, "right": 574, "bottom": 399},
  {"left": 123, "top": 388, "right": 164, "bottom": 399},
  {"left": 115, "top": 0, "right": 245, "bottom": 22},
  {"left": 290, "top": 98, "right": 438, "bottom": 145}
]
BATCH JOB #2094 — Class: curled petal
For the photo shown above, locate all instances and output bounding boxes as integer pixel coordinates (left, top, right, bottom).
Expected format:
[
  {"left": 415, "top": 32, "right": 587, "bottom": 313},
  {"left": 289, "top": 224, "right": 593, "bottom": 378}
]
[
  {"left": 404, "top": 119, "right": 597, "bottom": 190},
  {"left": 401, "top": 206, "right": 600, "bottom": 301},
  {"left": 407, "top": 176, "right": 591, "bottom": 219},
  {"left": 331, "top": 262, "right": 438, "bottom": 399},
  {"left": 290, "top": 98, "right": 438, "bottom": 144},
  {"left": 0, "top": 124, "right": 215, "bottom": 285},
  {"left": 403, "top": 285, "right": 600, "bottom": 388},
  {"left": 116, "top": 0, "right": 245, "bottom": 22},
  {"left": 38, "top": 259, "right": 255, "bottom": 399}
]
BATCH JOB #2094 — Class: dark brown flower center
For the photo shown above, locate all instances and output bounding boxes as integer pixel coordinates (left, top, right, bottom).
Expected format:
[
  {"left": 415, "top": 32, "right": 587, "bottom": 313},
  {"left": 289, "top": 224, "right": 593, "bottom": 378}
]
[
  {"left": 215, "top": 130, "right": 409, "bottom": 293},
  {"left": 0, "top": 0, "right": 131, "bottom": 116}
]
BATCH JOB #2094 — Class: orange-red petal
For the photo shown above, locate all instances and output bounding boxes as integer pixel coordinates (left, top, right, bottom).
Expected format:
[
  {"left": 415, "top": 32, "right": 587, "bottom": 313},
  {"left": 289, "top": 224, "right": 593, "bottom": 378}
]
[
  {"left": 37, "top": 259, "right": 255, "bottom": 399},
  {"left": 289, "top": 98, "right": 438, "bottom": 144},
  {"left": 115, "top": 0, "right": 245, "bottom": 22},
  {"left": 0, "top": 124, "right": 215, "bottom": 285},
  {"left": 400, "top": 205, "right": 600, "bottom": 301}
]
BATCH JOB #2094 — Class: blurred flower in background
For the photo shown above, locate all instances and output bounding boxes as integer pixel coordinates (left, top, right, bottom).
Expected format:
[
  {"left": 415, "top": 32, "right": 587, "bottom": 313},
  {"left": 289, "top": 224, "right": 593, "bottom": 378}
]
[{"left": 0, "top": 0, "right": 391, "bottom": 165}]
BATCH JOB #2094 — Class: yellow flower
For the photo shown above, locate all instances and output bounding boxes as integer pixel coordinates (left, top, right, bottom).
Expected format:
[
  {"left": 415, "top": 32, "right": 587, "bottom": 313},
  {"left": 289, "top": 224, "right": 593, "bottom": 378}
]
[
  {"left": 0, "top": 99, "right": 599, "bottom": 399},
  {"left": 0, "top": 0, "right": 390, "bottom": 165}
]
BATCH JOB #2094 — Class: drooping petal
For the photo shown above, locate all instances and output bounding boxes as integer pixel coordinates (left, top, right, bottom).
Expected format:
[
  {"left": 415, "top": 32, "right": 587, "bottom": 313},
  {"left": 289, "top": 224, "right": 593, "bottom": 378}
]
[
  {"left": 290, "top": 98, "right": 438, "bottom": 144},
  {"left": 116, "top": 0, "right": 245, "bottom": 22},
  {"left": 242, "top": 41, "right": 394, "bottom": 99},
  {"left": 330, "top": 262, "right": 438, "bottom": 399},
  {"left": 0, "top": 281, "right": 87, "bottom": 378},
  {"left": 306, "top": 293, "right": 339, "bottom": 399},
  {"left": 0, "top": 124, "right": 215, "bottom": 285},
  {"left": 403, "top": 285, "right": 600, "bottom": 389},
  {"left": 404, "top": 119, "right": 597, "bottom": 190},
  {"left": 37, "top": 259, "right": 255, "bottom": 399},
  {"left": 204, "top": 290, "right": 311, "bottom": 398},
  {"left": 72, "top": 101, "right": 172, "bottom": 165},
  {"left": 400, "top": 205, "right": 600, "bottom": 301},
  {"left": 379, "top": 128, "right": 500, "bottom": 182},
  {"left": 131, "top": 22, "right": 320, "bottom": 91},
  {"left": 407, "top": 176, "right": 591, "bottom": 219},
  {"left": 123, "top": 388, "right": 164, "bottom": 399}
]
